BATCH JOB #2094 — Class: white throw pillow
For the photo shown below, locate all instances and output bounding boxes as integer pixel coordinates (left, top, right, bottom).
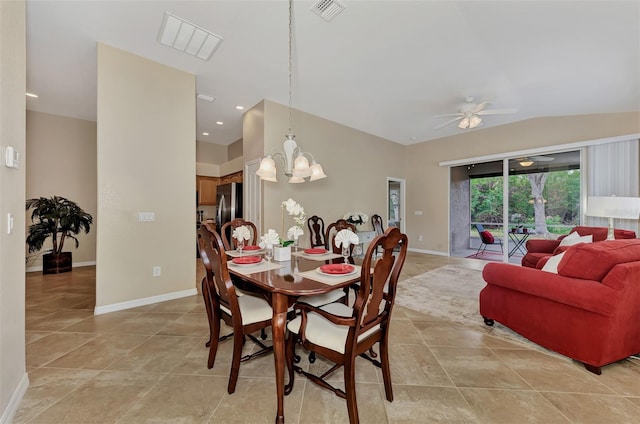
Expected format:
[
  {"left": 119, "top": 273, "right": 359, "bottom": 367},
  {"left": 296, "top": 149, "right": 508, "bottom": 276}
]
[
  {"left": 541, "top": 251, "right": 566, "bottom": 274},
  {"left": 559, "top": 233, "right": 593, "bottom": 247}
]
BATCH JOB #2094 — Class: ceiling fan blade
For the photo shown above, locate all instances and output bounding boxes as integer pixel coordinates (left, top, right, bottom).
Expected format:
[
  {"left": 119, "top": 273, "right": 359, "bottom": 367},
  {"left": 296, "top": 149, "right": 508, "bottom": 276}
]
[
  {"left": 433, "top": 112, "right": 463, "bottom": 118},
  {"left": 530, "top": 155, "right": 555, "bottom": 161},
  {"left": 434, "top": 116, "right": 463, "bottom": 129},
  {"left": 477, "top": 108, "right": 518, "bottom": 116},
  {"left": 472, "top": 102, "right": 489, "bottom": 113}
]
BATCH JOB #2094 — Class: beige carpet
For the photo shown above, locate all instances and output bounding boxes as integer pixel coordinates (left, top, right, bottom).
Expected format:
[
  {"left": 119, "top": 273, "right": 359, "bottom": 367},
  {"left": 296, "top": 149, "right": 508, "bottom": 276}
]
[{"left": 395, "top": 264, "right": 554, "bottom": 351}]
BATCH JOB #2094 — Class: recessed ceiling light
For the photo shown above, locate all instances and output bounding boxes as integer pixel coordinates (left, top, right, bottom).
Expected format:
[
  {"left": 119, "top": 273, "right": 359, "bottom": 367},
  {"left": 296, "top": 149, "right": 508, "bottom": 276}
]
[
  {"left": 216, "top": 121, "right": 223, "bottom": 125},
  {"left": 202, "top": 132, "right": 209, "bottom": 136},
  {"left": 197, "top": 93, "right": 215, "bottom": 102},
  {"left": 235, "top": 105, "right": 244, "bottom": 110},
  {"left": 158, "top": 12, "right": 223, "bottom": 61},
  {"left": 26, "top": 92, "right": 38, "bottom": 98}
]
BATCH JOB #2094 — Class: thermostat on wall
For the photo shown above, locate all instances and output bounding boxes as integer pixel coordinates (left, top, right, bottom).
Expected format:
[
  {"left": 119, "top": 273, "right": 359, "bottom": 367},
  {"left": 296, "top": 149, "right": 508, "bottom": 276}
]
[{"left": 4, "top": 146, "right": 19, "bottom": 168}]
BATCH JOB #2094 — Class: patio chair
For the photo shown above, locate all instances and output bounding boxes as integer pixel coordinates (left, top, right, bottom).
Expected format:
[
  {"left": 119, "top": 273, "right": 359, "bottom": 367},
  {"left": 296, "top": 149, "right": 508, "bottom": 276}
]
[{"left": 474, "top": 224, "right": 503, "bottom": 255}]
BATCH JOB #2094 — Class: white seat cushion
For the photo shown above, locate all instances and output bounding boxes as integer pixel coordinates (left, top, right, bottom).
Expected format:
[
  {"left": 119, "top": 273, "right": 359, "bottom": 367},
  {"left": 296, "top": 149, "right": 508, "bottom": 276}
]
[
  {"left": 287, "top": 303, "right": 380, "bottom": 354},
  {"left": 297, "top": 290, "right": 345, "bottom": 307},
  {"left": 220, "top": 294, "right": 272, "bottom": 325}
]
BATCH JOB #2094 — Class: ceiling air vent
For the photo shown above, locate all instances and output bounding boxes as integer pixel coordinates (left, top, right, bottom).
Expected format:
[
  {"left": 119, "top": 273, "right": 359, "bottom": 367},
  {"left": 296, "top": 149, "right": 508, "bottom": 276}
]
[
  {"left": 158, "top": 12, "right": 223, "bottom": 61},
  {"left": 310, "top": 0, "right": 345, "bottom": 22}
]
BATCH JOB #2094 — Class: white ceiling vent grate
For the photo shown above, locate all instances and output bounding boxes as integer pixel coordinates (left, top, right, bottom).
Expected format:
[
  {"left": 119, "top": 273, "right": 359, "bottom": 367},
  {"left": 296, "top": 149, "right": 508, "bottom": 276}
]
[
  {"left": 158, "top": 12, "right": 223, "bottom": 61},
  {"left": 310, "top": 0, "right": 346, "bottom": 22}
]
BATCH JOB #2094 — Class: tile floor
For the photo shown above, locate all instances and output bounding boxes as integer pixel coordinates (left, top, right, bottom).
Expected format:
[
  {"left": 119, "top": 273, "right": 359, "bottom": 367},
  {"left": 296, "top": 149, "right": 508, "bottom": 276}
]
[{"left": 15, "top": 253, "right": 640, "bottom": 423}]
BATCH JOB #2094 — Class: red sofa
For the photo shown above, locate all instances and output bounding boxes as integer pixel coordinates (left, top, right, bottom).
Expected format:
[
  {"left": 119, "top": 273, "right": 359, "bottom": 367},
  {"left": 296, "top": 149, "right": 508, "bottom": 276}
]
[
  {"left": 521, "top": 226, "right": 637, "bottom": 268},
  {"left": 480, "top": 239, "right": 640, "bottom": 374}
]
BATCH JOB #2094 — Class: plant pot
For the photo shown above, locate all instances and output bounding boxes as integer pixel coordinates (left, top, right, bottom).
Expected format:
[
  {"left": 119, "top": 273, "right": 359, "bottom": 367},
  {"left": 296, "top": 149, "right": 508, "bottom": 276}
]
[
  {"left": 273, "top": 246, "right": 291, "bottom": 262},
  {"left": 43, "top": 252, "right": 72, "bottom": 274}
]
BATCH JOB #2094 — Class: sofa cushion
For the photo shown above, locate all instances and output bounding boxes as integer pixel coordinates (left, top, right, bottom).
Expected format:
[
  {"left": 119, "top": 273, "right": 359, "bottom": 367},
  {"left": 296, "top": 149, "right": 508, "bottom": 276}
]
[
  {"left": 559, "top": 232, "right": 592, "bottom": 247},
  {"left": 570, "top": 226, "right": 636, "bottom": 241},
  {"left": 558, "top": 239, "right": 640, "bottom": 281},
  {"left": 541, "top": 252, "right": 566, "bottom": 273}
]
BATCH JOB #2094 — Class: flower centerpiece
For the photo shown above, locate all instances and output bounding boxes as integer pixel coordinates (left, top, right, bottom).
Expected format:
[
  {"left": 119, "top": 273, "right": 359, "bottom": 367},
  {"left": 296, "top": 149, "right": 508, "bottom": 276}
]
[
  {"left": 343, "top": 211, "right": 369, "bottom": 229},
  {"left": 259, "top": 199, "right": 306, "bottom": 262},
  {"left": 281, "top": 198, "right": 305, "bottom": 247}
]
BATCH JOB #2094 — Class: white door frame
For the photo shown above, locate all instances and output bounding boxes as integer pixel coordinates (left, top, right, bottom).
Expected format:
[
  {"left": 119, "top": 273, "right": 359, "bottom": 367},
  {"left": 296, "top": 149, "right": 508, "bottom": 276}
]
[
  {"left": 387, "top": 177, "right": 406, "bottom": 233},
  {"left": 244, "top": 159, "right": 262, "bottom": 232}
]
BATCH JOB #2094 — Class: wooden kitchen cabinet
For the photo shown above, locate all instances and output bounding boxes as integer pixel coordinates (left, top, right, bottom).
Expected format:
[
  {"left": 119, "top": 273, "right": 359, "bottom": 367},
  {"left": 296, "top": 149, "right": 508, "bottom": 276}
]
[
  {"left": 220, "top": 171, "right": 243, "bottom": 185},
  {"left": 197, "top": 176, "right": 219, "bottom": 205}
]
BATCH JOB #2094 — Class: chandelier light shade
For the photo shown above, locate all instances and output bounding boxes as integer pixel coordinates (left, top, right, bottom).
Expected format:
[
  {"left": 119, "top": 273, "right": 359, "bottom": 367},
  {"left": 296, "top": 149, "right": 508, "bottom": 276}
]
[{"left": 256, "top": 0, "right": 327, "bottom": 184}]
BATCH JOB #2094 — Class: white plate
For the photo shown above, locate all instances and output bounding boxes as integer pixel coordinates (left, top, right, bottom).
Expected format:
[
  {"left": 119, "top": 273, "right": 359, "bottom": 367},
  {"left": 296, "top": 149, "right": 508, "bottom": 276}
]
[{"left": 316, "top": 267, "right": 358, "bottom": 277}]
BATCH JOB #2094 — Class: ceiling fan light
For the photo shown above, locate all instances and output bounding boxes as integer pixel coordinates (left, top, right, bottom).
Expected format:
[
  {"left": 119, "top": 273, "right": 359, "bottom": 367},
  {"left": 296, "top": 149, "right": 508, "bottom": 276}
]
[
  {"left": 519, "top": 160, "right": 534, "bottom": 167},
  {"left": 458, "top": 117, "right": 470, "bottom": 129},
  {"left": 288, "top": 175, "right": 305, "bottom": 183},
  {"left": 469, "top": 115, "right": 482, "bottom": 128}
]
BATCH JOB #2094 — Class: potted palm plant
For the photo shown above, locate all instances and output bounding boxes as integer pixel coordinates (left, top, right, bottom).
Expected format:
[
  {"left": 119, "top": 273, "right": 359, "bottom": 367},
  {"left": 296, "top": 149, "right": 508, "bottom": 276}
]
[{"left": 26, "top": 196, "right": 93, "bottom": 274}]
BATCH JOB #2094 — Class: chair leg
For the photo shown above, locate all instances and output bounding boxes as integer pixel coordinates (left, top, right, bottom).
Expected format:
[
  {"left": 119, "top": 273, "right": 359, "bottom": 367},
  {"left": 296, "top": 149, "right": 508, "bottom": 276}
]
[
  {"left": 227, "top": 330, "right": 244, "bottom": 394},
  {"left": 207, "top": 308, "right": 221, "bottom": 369},
  {"left": 379, "top": 336, "right": 393, "bottom": 402},
  {"left": 344, "top": 359, "right": 359, "bottom": 424},
  {"left": 202, "top": 279, "right": 213, "bottom": 348},
  {"left": 284, "top": 333, "right": 296, "bottom": 395}
]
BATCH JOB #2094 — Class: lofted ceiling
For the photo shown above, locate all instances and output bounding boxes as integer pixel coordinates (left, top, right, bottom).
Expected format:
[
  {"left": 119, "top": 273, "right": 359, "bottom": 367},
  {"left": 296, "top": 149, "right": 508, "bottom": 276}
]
[{"left": 25, "top": 1, "right": 640, "bottom": 146}]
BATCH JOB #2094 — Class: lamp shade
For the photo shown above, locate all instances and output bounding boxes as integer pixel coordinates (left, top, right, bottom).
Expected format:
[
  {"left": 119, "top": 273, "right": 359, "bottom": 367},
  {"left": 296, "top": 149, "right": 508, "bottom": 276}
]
[
  {"left": 309, "top": 162, "right": 327, "bottom": 181},
  {"left": 458, "top": 117, "right": 470, "bottom": 129},
  {"left": 586, "top": 196, "right": 640, "bottom": 219},
  {"left": 256, "top": 155, "right": 276, "bottom": 178},
  {"left": 469, "top": 115, "right": 482, "bottom": 128},
  {"left": 292, "top": 154, "right": 311, "bottom": 178}
]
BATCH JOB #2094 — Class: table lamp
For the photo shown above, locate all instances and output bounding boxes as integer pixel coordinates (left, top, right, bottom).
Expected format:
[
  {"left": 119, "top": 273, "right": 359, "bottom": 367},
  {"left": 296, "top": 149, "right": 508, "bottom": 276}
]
[{"left": 586, "top": 196, "right": 640, "bottom": 240}]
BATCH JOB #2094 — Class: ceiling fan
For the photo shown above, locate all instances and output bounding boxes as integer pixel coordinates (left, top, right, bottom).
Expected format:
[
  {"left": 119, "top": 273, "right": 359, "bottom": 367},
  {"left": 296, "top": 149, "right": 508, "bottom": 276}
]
[
  {"left": 512, "top": 155, "right": 555, "bottom": 167},
  {"left": 434, "top": 96, "right": 518, "bottom": 130}
]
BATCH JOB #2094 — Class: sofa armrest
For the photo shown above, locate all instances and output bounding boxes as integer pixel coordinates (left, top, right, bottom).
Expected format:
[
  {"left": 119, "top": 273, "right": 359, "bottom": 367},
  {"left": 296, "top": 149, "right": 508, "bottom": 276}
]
[
  {"left": 482, "top": 263, "right": 618, "bottom": 316},
  {"left": 525, "top": 239, "right": 561, "bottom": 254}
]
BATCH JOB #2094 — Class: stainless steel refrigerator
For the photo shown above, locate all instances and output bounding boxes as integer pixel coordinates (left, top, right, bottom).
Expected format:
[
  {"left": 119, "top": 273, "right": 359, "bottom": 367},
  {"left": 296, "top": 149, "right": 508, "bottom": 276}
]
[{"left": 216, "top": 182, "right": 243, "bottom": 235}]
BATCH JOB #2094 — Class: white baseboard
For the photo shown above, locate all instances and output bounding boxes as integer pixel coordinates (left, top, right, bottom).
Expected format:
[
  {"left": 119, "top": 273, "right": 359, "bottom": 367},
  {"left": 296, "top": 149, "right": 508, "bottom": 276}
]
[
  {"left": 26, "top": 261, "right": 96, "bottom": 273},
  {"left": 94, "top": 288, "right": 198, "bottom": 315},
  {"left": 0, "top": 372, "right": 29, "bottom": 424},
  {"left": 408, "top": 247, "right": 449, "bottom": 256}
]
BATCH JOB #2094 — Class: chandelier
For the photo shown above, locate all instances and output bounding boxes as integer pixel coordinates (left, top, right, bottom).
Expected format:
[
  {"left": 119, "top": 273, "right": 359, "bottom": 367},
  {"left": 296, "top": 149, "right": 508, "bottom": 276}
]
[{"left": 256, "top": 0, "right": 327, "bottom": 184}]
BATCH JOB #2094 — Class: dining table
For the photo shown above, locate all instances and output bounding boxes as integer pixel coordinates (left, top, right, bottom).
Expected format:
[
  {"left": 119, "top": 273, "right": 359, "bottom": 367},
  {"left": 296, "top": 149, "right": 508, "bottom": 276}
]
[{"left": 226, "top": 249, "right": 361, "bottom": 424}]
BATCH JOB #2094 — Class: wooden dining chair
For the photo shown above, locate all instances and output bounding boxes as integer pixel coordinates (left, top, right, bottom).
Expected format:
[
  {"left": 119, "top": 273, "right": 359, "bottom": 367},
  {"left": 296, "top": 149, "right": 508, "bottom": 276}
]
[
  {"left": 371, "top": 214, "right": 384, "bottom": 236},
  {"left": 325, "top": 219, "right": 357, "bottom": 264},
  {"left": 285, "top": 227, "right": 409, "bottom": 424},
  {"left": 197, "top": 224, "right": 273, "bottom": 394},
  {"left": 307, "top": 215, "right": 326, "bottom": 248},
  {"left": 220, "top": 218, "right": 258, "bottom": 251}
]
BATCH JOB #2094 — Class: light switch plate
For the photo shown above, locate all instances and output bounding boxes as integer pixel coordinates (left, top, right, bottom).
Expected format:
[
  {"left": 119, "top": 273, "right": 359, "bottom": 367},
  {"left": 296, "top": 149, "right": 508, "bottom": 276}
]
[{"left": 138, "top": 212, "right": 155, "bottom": 222}]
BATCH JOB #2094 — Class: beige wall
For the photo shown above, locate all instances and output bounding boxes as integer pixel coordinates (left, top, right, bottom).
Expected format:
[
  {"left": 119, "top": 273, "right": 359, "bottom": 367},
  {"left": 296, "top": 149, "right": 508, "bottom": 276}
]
[
  {"left": 0, "top": 0, "right": 27, "bottom": 420},
  {"left": 196, "top": 140, "right": 227, "bottom": 165},
  {"left": 228, "top": 138, "right": 243, "bottom": 160},
  {"left": 25, "top": 111, "right": 97, "bottom": 269},
  {"left": 404, "top": 112, "right": 640, "bottom": 254},
  {"left": 252, "top": 100, "right": 405, "bottom": 246},
  {"left": 96, "top": 44, "right": 196, "bottom": 308}
]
